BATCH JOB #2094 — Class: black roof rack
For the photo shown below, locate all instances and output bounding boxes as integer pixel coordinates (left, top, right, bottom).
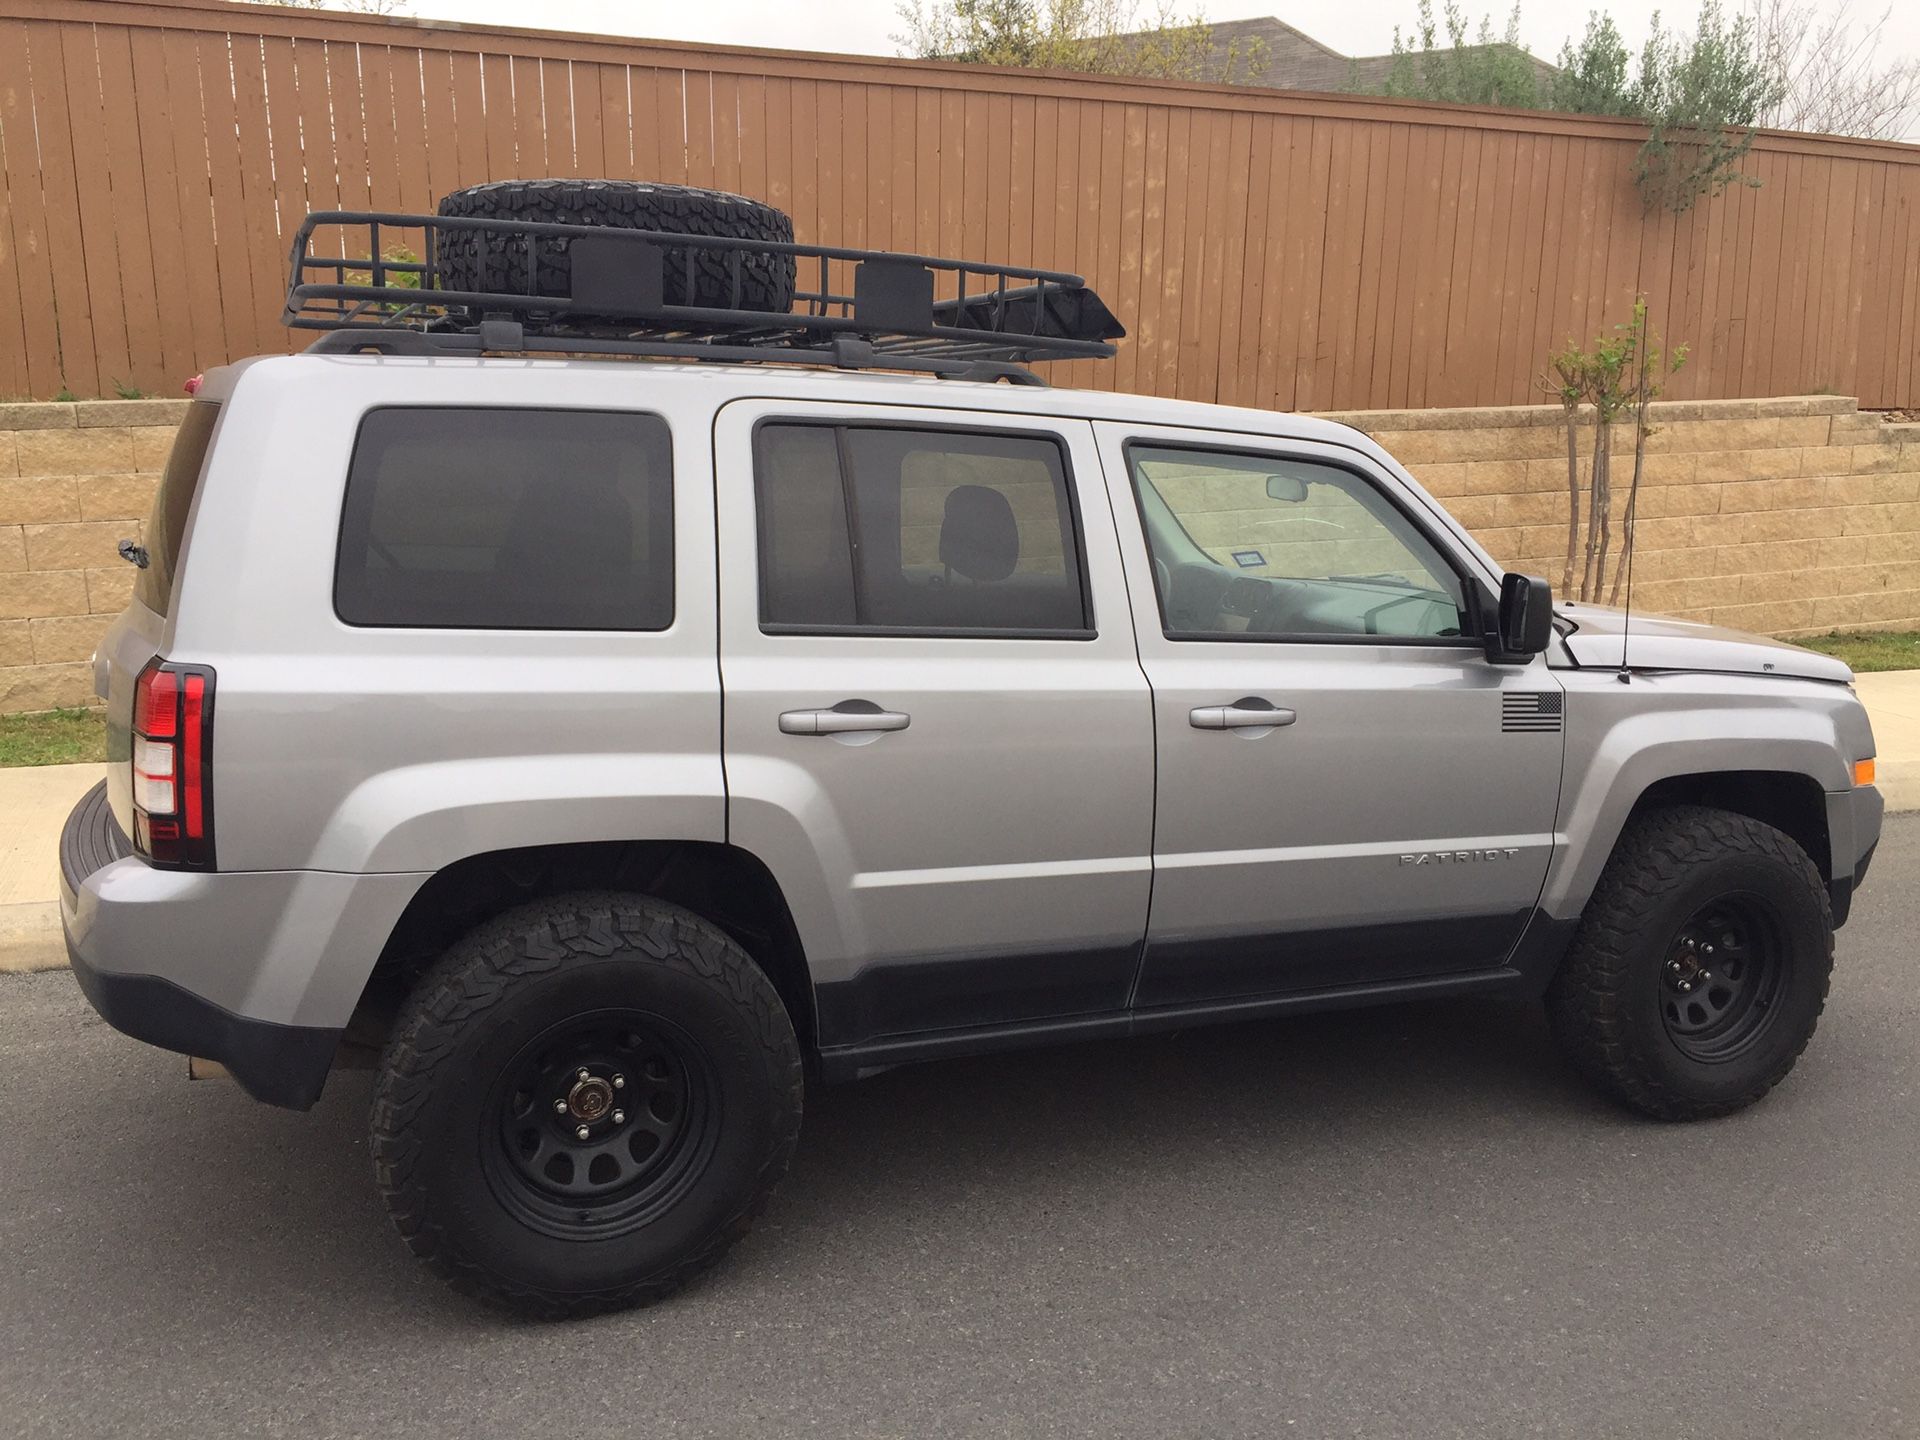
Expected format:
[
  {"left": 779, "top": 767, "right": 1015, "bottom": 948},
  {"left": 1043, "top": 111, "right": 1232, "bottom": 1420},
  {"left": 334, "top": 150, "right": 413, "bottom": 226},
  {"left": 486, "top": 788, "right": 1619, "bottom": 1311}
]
[{"left": 283, "top": 210, "right": 1125, "bottom": 385}]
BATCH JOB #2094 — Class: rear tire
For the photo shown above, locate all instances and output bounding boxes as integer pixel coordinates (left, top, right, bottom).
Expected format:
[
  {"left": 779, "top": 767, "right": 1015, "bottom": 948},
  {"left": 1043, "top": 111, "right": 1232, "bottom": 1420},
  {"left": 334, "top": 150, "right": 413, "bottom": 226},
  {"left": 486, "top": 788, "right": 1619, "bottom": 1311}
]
[
  {"left": 1546, "top": 805, "right": 1834, "bottom": 1121},
  {"left": 370, "top": 892, "right": 803, "bottom": 1318},
  {"left": 434, "top": 178, "right": 797, "bottom": 315}
]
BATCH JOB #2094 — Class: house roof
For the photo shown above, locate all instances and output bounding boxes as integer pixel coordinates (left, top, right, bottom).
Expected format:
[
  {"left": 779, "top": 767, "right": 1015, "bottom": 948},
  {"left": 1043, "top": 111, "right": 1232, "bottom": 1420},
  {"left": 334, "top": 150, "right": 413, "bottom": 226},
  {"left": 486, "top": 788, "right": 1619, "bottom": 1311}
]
[{"left": 1146, "top": 15, "right": 1557, "bottom": 93}]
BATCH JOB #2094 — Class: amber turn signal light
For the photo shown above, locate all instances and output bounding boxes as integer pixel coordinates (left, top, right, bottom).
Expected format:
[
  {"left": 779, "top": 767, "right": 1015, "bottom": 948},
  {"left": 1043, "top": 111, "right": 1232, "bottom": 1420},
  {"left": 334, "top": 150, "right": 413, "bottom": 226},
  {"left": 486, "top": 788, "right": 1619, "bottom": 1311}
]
[{"left": 1854, "top": 758, "right": 1876, "bottom": 787}]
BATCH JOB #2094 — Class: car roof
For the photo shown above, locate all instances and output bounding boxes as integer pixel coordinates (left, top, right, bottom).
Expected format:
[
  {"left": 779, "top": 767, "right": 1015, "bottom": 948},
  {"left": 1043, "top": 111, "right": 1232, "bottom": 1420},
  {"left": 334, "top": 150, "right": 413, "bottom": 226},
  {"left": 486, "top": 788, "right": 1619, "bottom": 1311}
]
[{"left": 207, "top": 351, "right": 1377, "bottom": 452}]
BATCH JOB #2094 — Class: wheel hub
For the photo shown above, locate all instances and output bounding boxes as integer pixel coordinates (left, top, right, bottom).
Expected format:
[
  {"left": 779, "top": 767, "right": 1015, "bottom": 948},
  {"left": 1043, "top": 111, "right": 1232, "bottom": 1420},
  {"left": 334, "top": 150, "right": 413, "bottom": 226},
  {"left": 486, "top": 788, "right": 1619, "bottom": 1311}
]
[{"left": 565, "top": 1073, "right": 616, "bottom": 1123}]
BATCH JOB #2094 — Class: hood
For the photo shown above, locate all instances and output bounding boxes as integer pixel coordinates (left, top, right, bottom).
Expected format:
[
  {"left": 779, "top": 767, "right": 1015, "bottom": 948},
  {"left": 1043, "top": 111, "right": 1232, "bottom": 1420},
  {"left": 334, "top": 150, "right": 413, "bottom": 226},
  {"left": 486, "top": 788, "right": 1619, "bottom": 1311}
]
[{"left": 1556, "top": 603, "right": 1852, "bottom": 683}]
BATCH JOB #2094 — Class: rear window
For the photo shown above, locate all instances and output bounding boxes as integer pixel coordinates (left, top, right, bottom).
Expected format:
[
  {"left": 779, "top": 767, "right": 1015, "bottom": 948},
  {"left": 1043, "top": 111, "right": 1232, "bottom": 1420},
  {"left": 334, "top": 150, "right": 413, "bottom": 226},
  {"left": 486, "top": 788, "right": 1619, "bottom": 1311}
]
[
  {"left": 135, "top": 400, "right": 221, "bottom": 617},
  {"left": 335, "top": 407, "right": 674, "bottom": 630}
]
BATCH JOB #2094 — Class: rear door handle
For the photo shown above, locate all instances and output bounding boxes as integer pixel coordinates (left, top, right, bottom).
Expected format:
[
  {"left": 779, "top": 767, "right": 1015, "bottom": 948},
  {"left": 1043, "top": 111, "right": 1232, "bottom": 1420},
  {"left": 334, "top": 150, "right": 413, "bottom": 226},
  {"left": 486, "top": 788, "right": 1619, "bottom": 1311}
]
[
  {"left": 1189, "top": 699, "right": 1297, "bottom": 730},
  {"left": 779, "top": 705, "right": 912, "bottom": 736}
]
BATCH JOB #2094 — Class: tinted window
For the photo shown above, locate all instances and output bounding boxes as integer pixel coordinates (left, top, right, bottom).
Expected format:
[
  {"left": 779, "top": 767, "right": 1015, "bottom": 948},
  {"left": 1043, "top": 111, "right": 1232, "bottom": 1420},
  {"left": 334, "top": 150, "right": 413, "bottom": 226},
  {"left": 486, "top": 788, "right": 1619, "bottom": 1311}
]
[
  {"left": 1127, "top": 445, "right": 1469, "bottom": 641},
  {"left": 135, "top": 400, "right": 221, "bottom": 618},
  {"left": 755, "top": 424, "right": 1089, "bottom": 635},
  {"left": 336, "top": 408, "right": 673, "bottom": 630}
]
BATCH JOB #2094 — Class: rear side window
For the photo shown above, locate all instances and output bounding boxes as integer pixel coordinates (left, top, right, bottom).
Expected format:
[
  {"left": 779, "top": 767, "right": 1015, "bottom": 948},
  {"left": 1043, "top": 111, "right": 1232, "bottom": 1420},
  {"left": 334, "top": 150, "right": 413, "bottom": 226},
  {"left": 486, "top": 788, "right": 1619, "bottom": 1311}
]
[
  {"left": 335, "top": 407, "right": 673, "bottom": 630},
  {"left": 135, "top": 400, "right": 221, "bottom": 618},
  {"left": 754, "top": 423, "right": 1090, "bottom": 636}
]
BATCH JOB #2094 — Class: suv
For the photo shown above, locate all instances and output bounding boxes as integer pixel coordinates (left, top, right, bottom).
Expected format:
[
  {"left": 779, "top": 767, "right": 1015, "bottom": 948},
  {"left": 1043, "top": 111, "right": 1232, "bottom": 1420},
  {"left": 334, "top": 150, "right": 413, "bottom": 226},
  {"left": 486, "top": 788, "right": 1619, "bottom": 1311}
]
[{"left": 60, "top": 182, "right": 1881, "bottom": 1317}]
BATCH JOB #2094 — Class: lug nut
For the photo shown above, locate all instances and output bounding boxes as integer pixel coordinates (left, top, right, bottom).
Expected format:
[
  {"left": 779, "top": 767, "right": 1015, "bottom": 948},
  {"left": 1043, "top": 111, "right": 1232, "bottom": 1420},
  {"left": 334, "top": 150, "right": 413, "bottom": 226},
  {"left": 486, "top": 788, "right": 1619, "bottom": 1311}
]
[
  {"left": 1680, "top": 981, "right": 1693, "bottom": 992},
  {"left": 612, "top": 1110, "right": 626, "bottom": 1125},
  {"left": 575, "top": 1125, "right": 590, "bottom": 1141},
  {"left": 1699, "top": 970, "right": 1712, "bottom": 982},
  {"left": 553, "top": 1099, "right": 568, "bottom": 1114},
  {"left": 612, "top": 1074, "right": 625, "bottom": 1089},
  {"left": 1702, "top": 944, "right": 1715, "bottom": 957},
  {"left": 577, "top": 1068, "right": 591, "bottom": 1082}
]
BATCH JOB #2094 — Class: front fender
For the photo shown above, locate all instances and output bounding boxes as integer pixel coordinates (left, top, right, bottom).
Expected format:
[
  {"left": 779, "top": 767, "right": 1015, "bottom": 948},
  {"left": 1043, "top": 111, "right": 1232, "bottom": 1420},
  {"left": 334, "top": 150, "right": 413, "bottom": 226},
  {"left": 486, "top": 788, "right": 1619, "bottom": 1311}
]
[{"left": 1542, "top": 671, "right": 1867, "bottom": 920}]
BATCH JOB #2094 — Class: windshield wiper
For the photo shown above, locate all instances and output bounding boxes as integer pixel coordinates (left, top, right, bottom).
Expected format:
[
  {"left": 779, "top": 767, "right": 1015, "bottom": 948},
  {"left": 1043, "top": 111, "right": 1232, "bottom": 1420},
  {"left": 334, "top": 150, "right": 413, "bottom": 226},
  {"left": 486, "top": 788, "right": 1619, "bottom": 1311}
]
[{"left": 1328, "top": 572, "right": 1421, "bottom": 588}]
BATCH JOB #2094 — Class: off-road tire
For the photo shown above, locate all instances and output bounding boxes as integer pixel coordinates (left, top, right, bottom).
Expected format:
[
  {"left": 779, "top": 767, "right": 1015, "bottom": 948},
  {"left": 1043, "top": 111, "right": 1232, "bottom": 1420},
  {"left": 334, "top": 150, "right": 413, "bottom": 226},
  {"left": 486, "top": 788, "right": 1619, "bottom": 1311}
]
[
  {"left": 370, "top": 892, "right": 803, "bottom": 1318},
  {"left": 1546, "top": 805, "right": 1834, "bottom": 1121},
  {"left": 434, "top": 178, "right": 796, "bottom": 315}
]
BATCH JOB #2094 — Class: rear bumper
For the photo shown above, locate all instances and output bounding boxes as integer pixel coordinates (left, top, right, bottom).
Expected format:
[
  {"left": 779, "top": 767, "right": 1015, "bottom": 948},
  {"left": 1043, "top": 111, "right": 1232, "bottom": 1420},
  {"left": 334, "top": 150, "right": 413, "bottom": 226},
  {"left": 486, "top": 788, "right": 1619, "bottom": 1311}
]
[
  {"left": 58, "top": 780, "right": 420, "bottom": 1111},
  {"left": 67, "top": 946, "right": 339, "bottom": 1109}
]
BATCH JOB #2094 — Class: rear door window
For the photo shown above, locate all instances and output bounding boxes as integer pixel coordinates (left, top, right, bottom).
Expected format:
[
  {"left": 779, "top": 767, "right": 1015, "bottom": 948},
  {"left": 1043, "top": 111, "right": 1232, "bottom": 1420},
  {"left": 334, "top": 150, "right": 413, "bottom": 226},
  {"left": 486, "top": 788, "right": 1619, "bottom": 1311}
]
[
  {"left": 135, "top": 400, "right": 221, "bottom": 618},
  {"left": 335, "top": 407, "right": 674, "bottom": 630},
  {"left": 754, "top": 422, "right": 1091, "bottom": 636}
]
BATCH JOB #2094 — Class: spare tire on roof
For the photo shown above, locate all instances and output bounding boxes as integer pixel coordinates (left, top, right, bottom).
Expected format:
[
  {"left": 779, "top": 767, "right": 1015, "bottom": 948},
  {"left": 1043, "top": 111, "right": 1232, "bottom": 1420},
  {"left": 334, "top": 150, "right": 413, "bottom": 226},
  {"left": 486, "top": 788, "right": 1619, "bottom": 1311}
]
[{"left": 434, "top": 179, "right": 797, "bottom": 316}]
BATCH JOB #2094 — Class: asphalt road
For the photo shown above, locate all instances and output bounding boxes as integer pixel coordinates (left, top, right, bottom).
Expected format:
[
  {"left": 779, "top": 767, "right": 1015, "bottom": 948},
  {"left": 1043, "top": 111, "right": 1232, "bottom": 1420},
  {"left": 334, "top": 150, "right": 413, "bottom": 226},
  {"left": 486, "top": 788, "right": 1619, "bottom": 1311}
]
[{"left": 4, "top": 824, "right": 1918, "bottom": 1439}]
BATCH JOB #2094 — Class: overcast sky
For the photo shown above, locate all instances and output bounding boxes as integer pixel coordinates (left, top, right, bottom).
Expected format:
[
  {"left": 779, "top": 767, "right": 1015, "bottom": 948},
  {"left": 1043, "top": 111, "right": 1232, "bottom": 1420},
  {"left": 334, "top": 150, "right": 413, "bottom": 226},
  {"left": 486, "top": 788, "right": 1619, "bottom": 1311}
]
[{"left": 392, "top": 0, "right": 1920, "bottom": 74}]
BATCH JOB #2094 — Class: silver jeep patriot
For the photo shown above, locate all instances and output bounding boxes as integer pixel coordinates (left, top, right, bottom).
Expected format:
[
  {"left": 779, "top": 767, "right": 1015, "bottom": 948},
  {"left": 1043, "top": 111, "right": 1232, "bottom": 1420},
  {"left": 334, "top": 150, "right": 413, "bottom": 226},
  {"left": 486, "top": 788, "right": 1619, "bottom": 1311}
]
[{"left": 59, "top": 181, "right": 1882, "bottom": 1317}]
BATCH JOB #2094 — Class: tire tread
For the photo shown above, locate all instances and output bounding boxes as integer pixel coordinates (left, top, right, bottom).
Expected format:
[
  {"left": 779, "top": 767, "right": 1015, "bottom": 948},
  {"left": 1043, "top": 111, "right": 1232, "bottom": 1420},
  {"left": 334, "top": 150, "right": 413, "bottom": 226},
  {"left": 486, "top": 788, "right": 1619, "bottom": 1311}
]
[
  {"left": 434, "top": 179, "right": 797, "bottom": 314},
  {"left": 369, "top": 891, "right": 803, "bottom": 1319},
  {"left": 1546, "top": 805, "right": 1833, "bottom": 1121}
]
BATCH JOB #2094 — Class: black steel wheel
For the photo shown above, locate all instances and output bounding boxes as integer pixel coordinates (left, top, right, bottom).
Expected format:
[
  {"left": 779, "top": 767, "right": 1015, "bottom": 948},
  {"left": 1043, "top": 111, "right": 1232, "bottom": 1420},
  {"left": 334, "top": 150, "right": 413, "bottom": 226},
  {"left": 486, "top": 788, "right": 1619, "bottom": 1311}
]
[
  {"left": 1656, "top": 896, "right": 1791, "bottom": 1063},
  {"left": 1547, "top": 805, "right": 1835, "bottom": 1121},
  {"left": 485, "top": 1010, "right": 718, "bottom": 1240},
  {"left": 372, "top": 892, "right": 803, "bottom": 1318}
]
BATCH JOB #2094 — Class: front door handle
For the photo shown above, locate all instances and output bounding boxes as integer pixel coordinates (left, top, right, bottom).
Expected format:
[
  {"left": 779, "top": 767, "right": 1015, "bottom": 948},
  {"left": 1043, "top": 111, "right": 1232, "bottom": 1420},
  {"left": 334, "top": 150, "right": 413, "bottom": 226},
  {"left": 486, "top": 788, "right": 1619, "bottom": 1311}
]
[
  {"left": 779, "top": 704, "right": 912, "bottom": 736},
  {"left": 1189, "top": 699, "right": 1297, "bottom": 731}
]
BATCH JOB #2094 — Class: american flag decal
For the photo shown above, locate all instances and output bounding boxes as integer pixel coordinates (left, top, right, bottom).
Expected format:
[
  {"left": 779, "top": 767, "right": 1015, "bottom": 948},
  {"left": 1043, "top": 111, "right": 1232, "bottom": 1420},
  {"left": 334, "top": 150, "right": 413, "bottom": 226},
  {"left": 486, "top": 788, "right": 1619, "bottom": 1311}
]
[{"left": 1502, "top": 691, "right": 1564, "bottom": 733}]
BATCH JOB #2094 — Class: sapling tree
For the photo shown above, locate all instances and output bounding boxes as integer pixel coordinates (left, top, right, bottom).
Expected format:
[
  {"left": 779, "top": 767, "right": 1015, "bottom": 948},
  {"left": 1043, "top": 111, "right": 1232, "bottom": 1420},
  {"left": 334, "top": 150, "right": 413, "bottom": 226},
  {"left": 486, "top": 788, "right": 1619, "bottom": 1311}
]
[
  {"left": 1539, "top": 346, "right": 1590, "bottom": 595},
  {"left": 1580, "top": 331, "right": 1634, "bottom": 602},
  {"left": 1542, "top": 301, "right": 1688, "bottom": 604},
  {"left": 1609, "top": 301, "right": 1689, "bottom": 605}
]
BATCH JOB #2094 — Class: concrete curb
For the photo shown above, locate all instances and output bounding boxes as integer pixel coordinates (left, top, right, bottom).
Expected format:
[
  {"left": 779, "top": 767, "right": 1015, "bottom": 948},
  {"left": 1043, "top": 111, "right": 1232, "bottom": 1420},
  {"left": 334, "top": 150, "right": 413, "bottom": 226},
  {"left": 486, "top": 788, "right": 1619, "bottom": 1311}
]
[{"left": 0, "top": 902, "right": 63, "bottom": 974}]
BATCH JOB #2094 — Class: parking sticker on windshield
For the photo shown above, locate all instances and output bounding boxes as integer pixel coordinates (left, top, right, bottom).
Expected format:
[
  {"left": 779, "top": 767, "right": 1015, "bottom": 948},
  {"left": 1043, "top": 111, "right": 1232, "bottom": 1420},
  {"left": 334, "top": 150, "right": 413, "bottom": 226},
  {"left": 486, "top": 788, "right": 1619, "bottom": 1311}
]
[{"left": 1231, "top": 549, "right": 1267, "bottom": 568}]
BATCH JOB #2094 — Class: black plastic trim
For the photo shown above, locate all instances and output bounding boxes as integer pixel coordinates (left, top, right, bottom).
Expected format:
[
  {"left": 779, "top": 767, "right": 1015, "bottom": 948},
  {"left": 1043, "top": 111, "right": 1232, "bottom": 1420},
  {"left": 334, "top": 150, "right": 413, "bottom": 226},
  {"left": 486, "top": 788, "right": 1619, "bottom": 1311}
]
[
  {"left": 1501, "top": 910, "right": 1582, "bottom": 995},
  {"left": 817, "top": 965, "right": 1529, "bottom": 1082},
  {"left": 1131, "top": 910, "right": 1534, "bottom": 1009},
  {"left": 814, "top": 941, "right": 1140, "bottom": 1050},
  {"left": 67, "top": 948, "right": 340, "bottom": 1111},
  {"left": 1156, "top": 629, "right": 1484, "bottom": 649},
  {"left": 57, "top": 780, "right": 129, "bottom": 908},
  {"left": 1829, "top": 834, "right": 1876, "bottom": 928}
]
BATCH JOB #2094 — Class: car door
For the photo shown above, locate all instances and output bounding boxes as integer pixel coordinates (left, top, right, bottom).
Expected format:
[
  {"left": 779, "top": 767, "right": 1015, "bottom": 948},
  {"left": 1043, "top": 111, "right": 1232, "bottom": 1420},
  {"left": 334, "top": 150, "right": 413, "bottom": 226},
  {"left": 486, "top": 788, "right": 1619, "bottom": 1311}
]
[
  {"left": 1094, "top": 422, "right": 1565, "bottom": 1009},
  {"left": 717, "top": 399, "right": 1155, "bottom": 1057}
]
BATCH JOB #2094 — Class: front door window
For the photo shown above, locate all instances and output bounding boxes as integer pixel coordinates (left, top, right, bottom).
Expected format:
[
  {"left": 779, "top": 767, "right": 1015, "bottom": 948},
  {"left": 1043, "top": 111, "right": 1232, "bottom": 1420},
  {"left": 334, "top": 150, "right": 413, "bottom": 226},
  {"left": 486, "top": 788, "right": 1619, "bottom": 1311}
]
[{"left": 1126, "top": 445, "right": 1470, "bottom": 641}]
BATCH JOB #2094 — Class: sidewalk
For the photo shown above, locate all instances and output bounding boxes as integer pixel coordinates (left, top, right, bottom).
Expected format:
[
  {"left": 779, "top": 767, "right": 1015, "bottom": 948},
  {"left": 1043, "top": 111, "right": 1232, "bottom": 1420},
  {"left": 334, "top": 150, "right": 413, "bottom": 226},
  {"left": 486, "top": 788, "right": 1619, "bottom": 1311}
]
[
  {"left": 2, "top": 678, "right": 1916, "bottom": 975},
  {"left": 1853, "top": 671, "right": 1920, "bottom": 812},
  {"left": 0, "top": 763, "right": 102, "bottom": 974}
]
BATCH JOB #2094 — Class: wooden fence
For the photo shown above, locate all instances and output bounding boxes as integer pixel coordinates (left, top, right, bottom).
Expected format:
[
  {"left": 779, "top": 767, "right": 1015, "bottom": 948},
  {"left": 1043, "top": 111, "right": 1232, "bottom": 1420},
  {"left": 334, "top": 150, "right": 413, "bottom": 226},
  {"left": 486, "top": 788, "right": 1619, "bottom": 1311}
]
[{"left": 4, "top": 0, "right": 1920, "bottom": 409}]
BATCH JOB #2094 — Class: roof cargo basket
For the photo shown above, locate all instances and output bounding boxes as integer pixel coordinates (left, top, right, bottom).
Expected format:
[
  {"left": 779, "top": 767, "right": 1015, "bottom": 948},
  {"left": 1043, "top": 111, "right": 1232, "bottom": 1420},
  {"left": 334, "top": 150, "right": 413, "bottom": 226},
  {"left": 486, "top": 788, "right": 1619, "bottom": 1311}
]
[{"left": 283, "top": 210, "right": 1124, "bottom": 384}]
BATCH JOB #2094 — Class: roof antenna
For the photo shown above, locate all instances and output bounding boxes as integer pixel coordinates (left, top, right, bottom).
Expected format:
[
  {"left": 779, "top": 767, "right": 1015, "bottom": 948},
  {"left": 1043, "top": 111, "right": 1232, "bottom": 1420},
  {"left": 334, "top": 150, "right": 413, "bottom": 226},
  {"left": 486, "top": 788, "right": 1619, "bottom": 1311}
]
[
  {"left": 1617, "top": 534, "right": 1635, "bottom": 684},
  {"left": 1616, "top": 298, "right": 1658, "bottom": 686}
]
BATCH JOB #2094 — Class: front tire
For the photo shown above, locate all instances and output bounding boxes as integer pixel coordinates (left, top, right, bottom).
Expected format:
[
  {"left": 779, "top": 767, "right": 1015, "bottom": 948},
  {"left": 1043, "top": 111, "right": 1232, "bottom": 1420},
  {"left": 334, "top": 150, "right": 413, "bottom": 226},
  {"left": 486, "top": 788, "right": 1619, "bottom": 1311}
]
[
  {"left": 1546, "top": 806, "right": 1834, "bottom": 1121},
  {"left": 370, "top": 892, "right": 803, "bottom": 1318}
]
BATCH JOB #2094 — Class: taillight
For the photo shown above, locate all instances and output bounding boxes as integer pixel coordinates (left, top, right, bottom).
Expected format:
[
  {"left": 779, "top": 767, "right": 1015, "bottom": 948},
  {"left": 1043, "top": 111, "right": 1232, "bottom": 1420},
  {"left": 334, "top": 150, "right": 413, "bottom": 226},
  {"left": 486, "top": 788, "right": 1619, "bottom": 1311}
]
[{"left": 132, "top": 658, "right": 216, "bottom": 870}]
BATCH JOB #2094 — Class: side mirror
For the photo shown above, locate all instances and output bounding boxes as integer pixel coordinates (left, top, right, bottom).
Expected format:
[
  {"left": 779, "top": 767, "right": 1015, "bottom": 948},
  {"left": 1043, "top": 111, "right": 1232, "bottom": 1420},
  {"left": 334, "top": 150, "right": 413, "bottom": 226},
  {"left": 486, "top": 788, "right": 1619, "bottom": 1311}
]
[
  {"left": 1265, "top": 473, "right": 1309, "bottom": 503},
  {"left": 1487, "top": 573, "right": 1552, "bottom": 664}
]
